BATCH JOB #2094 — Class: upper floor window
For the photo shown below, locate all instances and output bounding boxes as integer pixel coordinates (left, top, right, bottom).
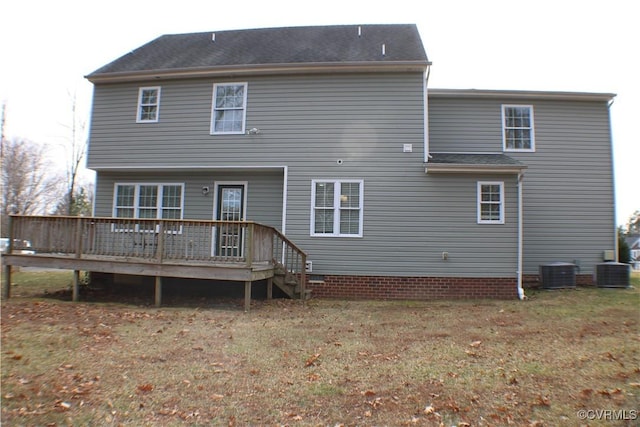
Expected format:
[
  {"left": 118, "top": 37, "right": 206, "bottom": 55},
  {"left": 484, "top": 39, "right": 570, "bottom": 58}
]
[
  {"left": 502, "top": 105, "right": 534, "bottom": 152},
  {"left": 311, "top": 180, "right": 364, "bottom": 237},
  {"left": 211, "top": 83, "right": 248, "bottom": 134},
  {"left": 477, "top": 181, "right": 504, "bottom": 224},
  {"left": 114, "top": 183, "right": 184, "bottom": 220},
  {"left": 137, "top": 87, "right": 161, "bottom": 123}
]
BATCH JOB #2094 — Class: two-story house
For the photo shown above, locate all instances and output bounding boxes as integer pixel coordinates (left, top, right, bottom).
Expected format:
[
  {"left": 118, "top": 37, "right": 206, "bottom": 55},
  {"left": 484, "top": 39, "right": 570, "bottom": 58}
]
[{"left": 21, "top": 24, "right": 614, "bottom": 302}]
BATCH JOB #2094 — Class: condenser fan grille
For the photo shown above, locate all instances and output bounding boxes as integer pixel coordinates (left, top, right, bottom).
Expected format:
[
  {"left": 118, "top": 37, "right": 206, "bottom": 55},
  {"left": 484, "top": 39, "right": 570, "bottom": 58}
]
[{"left": 539, "top": 263, "right": 576, "bottom": 289}]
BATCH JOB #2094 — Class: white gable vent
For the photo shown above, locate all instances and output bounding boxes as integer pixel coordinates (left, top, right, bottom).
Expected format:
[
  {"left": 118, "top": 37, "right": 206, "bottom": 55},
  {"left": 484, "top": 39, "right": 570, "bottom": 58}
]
[
  {"left": 596, "top": 262, "right": 630, "bottom": 288},
  {"left": 539, "top": 262, "right": 576, "bottom": 289}
]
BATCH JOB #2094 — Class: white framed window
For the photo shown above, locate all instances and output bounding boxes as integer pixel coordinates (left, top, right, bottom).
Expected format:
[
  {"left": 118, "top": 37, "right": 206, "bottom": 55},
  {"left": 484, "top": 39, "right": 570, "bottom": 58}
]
[
  {"left": 311, "top": 180, "right": 364, "bottom": 237},
  {"left": 477, "top": 181, "right": 505, "bottom": 224},
  {"left": 137, "top": 87, "right": 161, "bottom": 122},
  {"left": 211, "top": 82, "right": 248, "bottom": 134},
  {"left": 502, "top": 105, "right": 534, "bottom": 151},
  {"left": 114, "top": 183, "right": 184, "bottom": 220}
]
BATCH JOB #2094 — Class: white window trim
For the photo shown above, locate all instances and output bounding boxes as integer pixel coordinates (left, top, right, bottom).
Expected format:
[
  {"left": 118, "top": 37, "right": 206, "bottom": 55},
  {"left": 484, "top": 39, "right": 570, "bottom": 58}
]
[
  {"left": 112, "top": 183, "right": 185, "bottom": 231},
  {"left": 477, "top": 181, "right": 505, "bottom": 224},
  {"left": 310, "top": 179, "right": 364, "bottom": 238},
  {"left": 502, "top": 104, "right": 535, "bottom": 152},
  {"left": 210, "top": 82, "right": 248, "bottom": 135},
  {"left": 136, "top": 86, "right": 161, "bottom": 123}
]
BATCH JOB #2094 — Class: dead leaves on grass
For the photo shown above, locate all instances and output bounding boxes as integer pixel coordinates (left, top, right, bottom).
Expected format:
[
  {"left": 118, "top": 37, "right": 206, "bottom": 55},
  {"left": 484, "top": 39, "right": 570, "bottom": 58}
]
[
  {"left": 304, "top": 352, "right": 320, "bottom": 367},
  {"left": 137, "top": 383, "right": 154, "bottom": 393},
  {"left": 465, "top": 340, "right": 483, "bottom": 357},
  {"left": 3, "top": 295, "right": 638, "bottom": 425}
]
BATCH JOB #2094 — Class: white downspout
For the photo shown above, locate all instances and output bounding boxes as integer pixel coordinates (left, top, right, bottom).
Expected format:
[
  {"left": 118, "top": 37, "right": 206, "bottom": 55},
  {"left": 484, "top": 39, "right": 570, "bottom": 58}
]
[
  {"left": 517, "top": 172, "right": 525, "bottom": 300},
  {"left": 423, "top": 67, "right": 431, "bottom": 163},
  {"left": 281, "top": 166, "right": 288, "bottom": 234},
  {"left": 608, "top": 98, "right": 618, "bottom": 262}
]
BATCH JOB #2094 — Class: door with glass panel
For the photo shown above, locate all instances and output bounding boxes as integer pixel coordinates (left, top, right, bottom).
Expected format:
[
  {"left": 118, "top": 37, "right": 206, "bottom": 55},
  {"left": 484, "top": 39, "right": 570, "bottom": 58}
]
[{"left": 215, "top": 185, "right": 245, "bottom": 257}]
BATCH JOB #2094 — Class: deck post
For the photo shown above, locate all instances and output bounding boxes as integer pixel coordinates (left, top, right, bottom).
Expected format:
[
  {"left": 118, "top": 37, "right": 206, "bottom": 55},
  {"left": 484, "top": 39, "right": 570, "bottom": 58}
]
[
  {"left": 3, "top": 216, "right": 14, "bottom": 299},
  {"left": 156, "top": 220, "right": 164, "bottom": 262},
  {"left": 75, "top": 217, "right": 83, "bottom": 258},
  {"left": 2, "top": 264, "right": 11, "bottom": 300},
  {"left": 155, "top": 276, "right": 162, "bottom": 307},
  {"left": 72, "top": 270, "right": 80, "bottom": 302},
  {"left": 267, "top": 277, "right": 273, "bottom": 300},
  {"left": 300, "top": 253, "right": 307, "bottom": 304},
  {"left": 245, "top": 222, "right": 254, "bottom": 267},
  {"left": 244, "top": 280, "right": 251, "bottom": 312}
]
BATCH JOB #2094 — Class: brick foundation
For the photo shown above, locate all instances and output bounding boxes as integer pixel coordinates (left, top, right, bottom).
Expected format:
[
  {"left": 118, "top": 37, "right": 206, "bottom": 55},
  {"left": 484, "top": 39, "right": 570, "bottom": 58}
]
[{"left": 307, "top": 275, "right": 519, "bottom": 300}]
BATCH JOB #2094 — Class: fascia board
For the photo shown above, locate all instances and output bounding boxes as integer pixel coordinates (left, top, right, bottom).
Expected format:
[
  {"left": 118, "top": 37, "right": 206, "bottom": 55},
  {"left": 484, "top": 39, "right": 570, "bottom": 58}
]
[{"left": 86, "top": 61, "right": 431, "bottom": 83}]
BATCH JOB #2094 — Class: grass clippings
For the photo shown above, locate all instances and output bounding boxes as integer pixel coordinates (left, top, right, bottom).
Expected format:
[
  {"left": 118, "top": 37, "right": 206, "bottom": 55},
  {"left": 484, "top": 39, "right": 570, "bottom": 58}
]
[{"left": 1, "top": 272, "right": 639, "bottom": 426}]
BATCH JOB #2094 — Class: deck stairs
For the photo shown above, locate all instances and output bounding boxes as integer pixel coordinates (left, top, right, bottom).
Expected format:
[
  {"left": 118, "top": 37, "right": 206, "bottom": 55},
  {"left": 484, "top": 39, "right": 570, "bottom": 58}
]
[{"left": 272, "top": 263, "right": 312, "bottom": 300}]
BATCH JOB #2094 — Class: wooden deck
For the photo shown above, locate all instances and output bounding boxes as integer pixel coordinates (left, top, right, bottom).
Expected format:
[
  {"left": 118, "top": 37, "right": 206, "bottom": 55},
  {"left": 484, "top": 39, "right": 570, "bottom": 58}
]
[{"left": 1, "top": 216, "right": 307, "bottom": 311}]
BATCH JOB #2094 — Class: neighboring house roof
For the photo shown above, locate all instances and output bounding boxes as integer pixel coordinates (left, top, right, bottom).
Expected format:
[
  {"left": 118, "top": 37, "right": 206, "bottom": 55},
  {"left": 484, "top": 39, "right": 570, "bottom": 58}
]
[
  {"left": 87, "top": 24, "right": 430, "bottom": 83},
  {"left": 626, "top": 236, "right": 640, "bottom": 250},
  {"left": 425, "top": 153, "right": 527, "bottom": 174}
]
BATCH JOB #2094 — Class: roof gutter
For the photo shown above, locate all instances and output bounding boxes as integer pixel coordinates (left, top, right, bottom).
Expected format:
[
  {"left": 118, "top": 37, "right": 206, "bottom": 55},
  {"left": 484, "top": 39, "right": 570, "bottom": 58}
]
[
  {"left": 429, "top": 88, "right": 616, "bottom": 102},
  {"left": 425, "top": 164, "right": 527, "bottom": 174},
  {"left": 86, "top": 60, "right": 431, "bottom": 83}
]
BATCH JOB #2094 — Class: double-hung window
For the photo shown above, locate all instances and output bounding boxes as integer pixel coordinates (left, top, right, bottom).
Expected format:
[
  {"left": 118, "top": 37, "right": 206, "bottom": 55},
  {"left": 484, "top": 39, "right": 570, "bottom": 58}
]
[
  {"left": 114, "top": 183, "right": 184, "bottom": 220},
  {"left": 311, "top": 180, "right": 363, "bottom": 237},
  {"left": 477, "top": 181, "right": 504, "bottom": 224},
  {"left": 211, "top": 82, "right": 248, "bottom": 134},
  {"left": 502, "top": 105, "right": 534, "bottom": 151},
  {"left": 137, "top": 87, "right": 161, "bottom": 122}
]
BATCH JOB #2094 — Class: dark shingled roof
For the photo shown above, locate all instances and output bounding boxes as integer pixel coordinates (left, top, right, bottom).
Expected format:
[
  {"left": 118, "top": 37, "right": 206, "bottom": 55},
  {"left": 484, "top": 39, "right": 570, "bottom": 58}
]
[
  {"left": 88, "top": 24, "right": 429, "bottom": 78},
  {"left": 429, "top": 153, "right": 525, "bottom": 166},
  {"left": 426, "top": 153, "right": 527, "bottom": 174}
]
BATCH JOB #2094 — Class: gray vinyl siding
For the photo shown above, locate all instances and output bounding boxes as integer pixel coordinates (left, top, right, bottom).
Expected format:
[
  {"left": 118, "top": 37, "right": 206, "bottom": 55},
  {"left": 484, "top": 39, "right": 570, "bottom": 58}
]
[
  {"left": 429, "top": 95, "right": 616, "bottom": 275},
  {"left": 88, "top": 72, "right": 523, "bottom": 278},
  {"left": 94, "top": 170, "right": 284, "bottom": 229},
  {"left": 287, "top": 169, "right": 518, "bottom": 277},
  {"left": 87, "top": 73, "right": 426, "bottom": 169},
  {"left": 429, "top": 99, "right": 503, "bottom": 152}
]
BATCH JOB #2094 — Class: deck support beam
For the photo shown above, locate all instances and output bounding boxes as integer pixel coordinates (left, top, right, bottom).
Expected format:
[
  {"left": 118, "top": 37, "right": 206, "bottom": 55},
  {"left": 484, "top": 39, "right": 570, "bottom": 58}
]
[
  {"left": 244, "top": 281, "right": 251, "bottom": 312},
  {"left": 72, "top": 270, "right": 80, "bottom": 302},
  {"left": 155, "top": 276, "right": 162, "bottom": 307},
  {"left": 267, "top": 277, "right": 273, "bottom": 300},
  {"left": 2, "top": 264, "right": 11, "bottom": 300}
]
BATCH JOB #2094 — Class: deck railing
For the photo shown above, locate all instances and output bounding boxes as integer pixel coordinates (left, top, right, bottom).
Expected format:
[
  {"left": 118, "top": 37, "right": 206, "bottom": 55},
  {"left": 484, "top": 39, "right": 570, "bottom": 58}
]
[{"left": 6, "top": 215, "right": 306, "bottom": 288}]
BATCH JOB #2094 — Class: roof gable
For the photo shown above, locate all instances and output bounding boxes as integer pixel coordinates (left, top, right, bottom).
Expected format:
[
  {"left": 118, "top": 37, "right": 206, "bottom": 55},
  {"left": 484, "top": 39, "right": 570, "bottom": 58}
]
[{"left": 88, "top": 24, "right": 429, "bottom": 82}]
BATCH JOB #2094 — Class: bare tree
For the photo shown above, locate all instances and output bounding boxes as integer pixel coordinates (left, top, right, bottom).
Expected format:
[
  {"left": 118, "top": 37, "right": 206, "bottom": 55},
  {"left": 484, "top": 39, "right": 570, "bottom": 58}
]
[
  {"left": 1, "top": 138, "right": 62, "bottom": 234},
  {"left": 61, "top": 91, "right": 88, "bottom": 216},
  {"left": 1, "top": 101, "right": 7, "bottom": 158},
  {"left": 628, "top": 210, "right": 640, "bottom": 235}
]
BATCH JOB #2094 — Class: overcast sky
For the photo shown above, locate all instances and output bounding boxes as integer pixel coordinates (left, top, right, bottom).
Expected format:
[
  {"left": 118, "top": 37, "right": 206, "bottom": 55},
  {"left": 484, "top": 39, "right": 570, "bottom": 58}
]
[{"left": 1, "top": 0, "right": 637, "bottom": 225}]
